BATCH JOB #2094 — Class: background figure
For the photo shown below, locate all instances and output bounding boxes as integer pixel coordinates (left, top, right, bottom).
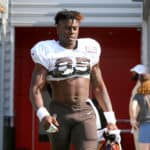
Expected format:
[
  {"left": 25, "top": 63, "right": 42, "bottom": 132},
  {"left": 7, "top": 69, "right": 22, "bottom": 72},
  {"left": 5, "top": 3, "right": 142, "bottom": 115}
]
[
  {"left": 29, "top": 9, "right": 118, "bottom": 150},
  {"left": 129, "top": 64, "right": 147, "bottom": 150},
  {"left": 129, "top": 64, "right": 150, "bottom": 150},
  {"left": 129, "top": 80, "right": 140, "bottom": 150}
]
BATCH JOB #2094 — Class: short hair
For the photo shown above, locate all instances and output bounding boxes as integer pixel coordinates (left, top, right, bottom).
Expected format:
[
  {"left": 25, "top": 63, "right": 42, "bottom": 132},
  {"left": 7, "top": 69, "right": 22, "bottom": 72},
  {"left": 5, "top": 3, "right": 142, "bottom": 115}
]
[{"left": 54, "top": 9, "right": 84, "bottom": 25}]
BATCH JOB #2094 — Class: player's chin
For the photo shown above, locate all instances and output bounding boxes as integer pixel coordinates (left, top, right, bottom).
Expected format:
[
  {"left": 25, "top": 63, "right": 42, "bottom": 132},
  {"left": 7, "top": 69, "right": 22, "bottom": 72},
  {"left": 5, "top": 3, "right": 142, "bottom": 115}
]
[{"left": 68, "top": 38, "right": 76, "bottom": 43}]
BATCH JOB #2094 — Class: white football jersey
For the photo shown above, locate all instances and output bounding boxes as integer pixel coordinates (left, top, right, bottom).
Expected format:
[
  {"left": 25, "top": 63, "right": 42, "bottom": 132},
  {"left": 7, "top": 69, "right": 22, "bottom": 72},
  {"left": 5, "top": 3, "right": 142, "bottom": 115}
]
[{"left": 31, "top": 38, "right": 101, "bottom": 81}]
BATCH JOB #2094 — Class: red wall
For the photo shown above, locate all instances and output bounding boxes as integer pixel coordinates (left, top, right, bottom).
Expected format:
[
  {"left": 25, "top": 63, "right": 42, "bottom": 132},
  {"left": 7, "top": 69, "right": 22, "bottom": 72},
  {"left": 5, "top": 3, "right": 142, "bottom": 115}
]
[{"left": 14, "top": 27, "right": 141, "bottom": 150}]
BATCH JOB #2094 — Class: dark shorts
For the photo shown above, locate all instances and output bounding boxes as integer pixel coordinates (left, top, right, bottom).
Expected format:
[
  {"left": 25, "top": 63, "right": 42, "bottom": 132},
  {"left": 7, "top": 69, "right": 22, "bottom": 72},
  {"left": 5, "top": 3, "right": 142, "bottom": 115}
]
[{"left": 48, "top": 100, "right": 98, "bottom": 150}]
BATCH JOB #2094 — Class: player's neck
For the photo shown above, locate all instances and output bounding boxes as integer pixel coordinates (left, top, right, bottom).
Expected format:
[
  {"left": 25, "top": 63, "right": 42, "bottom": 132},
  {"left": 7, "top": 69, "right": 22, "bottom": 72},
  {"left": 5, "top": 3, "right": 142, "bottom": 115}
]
[{"left": 59, "top": 40, "right": 78, "bottom": 50}]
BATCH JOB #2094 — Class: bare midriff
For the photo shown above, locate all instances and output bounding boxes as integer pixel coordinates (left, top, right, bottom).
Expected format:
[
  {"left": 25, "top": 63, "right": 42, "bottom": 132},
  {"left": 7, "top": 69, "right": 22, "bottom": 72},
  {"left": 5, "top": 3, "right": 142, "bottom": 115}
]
[{"left": 50, "top": 77, "right": 90, "bottom": 104}]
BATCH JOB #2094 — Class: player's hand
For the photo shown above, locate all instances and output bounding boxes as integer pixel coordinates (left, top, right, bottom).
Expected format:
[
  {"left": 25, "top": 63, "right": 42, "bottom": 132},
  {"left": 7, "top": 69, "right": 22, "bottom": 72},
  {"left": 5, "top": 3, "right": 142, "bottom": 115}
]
[
  {"left": 106, "top": 124, "right": 121, "bottom": 144},
  {"left": 107, "top": 123, "right": 118, "bottom": 130},
  {"left": 42, "top": 115, "right": 59, "bottom": 133}
]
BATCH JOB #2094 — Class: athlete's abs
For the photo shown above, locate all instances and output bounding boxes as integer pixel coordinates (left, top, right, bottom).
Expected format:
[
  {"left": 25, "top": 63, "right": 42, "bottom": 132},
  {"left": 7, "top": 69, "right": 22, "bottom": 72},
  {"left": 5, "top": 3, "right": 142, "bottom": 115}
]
[{"left": 50, "top": 77, "right": 90, "bottom": 104}]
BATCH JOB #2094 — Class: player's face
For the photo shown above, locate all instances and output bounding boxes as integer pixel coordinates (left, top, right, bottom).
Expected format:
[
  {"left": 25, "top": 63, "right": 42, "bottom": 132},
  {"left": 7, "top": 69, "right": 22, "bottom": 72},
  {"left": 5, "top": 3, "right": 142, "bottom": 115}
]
[{"left": 56, "top": 19, "right": 80, "bottom": 49}]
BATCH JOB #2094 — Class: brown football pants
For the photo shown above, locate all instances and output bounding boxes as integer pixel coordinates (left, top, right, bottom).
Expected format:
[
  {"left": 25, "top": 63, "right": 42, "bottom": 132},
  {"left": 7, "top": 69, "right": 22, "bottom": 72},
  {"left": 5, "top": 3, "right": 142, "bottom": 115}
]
[{"left": 48, "top": 100, "right": 98, "bottom": 150}]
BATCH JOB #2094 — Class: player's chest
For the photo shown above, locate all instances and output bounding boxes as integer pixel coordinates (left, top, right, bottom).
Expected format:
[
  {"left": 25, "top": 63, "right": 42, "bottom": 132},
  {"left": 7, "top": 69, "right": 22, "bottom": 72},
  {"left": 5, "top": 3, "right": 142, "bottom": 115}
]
[{"left": 49, "top": 50, "right": 92, "bottom": 68}]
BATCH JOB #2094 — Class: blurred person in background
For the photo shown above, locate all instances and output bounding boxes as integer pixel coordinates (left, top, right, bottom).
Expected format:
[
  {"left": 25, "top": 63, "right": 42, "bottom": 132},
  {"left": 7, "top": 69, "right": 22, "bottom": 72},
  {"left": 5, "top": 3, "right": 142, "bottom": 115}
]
[{"left": 129, "top": 64, "right": 150, "bottom": 150}]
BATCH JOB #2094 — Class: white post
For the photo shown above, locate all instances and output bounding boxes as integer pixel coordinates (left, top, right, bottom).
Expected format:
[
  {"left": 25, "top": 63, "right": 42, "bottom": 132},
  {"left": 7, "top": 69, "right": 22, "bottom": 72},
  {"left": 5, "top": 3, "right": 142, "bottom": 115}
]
[
  {"left": 141, "top": 20, "right": 148, "bottom": 66},
  {"left": 0, "top": 13, "right": 5, "bottom": 150},
  {"left": 0, "top": 1, "right": 8, "bottom": 149},
  {"left": 148, "top": 13, "right": 150, "bottom": 72}
]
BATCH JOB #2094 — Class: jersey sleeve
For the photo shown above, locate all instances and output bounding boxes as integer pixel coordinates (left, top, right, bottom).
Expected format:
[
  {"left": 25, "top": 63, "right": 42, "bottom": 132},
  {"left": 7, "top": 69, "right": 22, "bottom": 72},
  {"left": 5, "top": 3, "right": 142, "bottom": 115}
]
[
  {"left": 87, "top": 38, "right": 101, "bottom": 66},
  {"left": 92, "top": 39, "right": 101, "bottom": 66},
  {"left": 31, "top": 41, "right": 49, "bottom": 69}
]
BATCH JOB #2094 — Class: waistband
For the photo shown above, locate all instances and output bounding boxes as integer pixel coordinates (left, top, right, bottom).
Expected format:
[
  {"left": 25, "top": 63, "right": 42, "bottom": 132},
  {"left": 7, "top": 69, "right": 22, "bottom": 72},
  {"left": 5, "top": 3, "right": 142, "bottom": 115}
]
[
  {"left": 51, "top": 98, "right": 89, "bottom": 106},
  {"left": 51, "top": 99, "right": 102, "bottom": 129}
]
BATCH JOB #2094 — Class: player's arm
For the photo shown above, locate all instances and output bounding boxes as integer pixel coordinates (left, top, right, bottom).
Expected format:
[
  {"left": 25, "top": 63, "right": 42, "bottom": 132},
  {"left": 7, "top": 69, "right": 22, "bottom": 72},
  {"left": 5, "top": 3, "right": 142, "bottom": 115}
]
[
  {"left": 29, "top": 63, "right": 48, "bottom": 110},
  {"left": 91, "top": 64, "right": 117, "bottom": 129},
  {"left": 29, "top": 63, "right": 59, "bottom": 132}
]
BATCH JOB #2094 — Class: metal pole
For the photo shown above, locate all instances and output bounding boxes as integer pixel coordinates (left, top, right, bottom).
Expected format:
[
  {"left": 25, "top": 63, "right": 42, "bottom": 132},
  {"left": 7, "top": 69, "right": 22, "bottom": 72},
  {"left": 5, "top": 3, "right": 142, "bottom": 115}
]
[
  {"left": 0, "top": 14, "right": 5, "bottom": 150},
  {"left": 0, "top": 1, "right": 9, "bottom": 149}
]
